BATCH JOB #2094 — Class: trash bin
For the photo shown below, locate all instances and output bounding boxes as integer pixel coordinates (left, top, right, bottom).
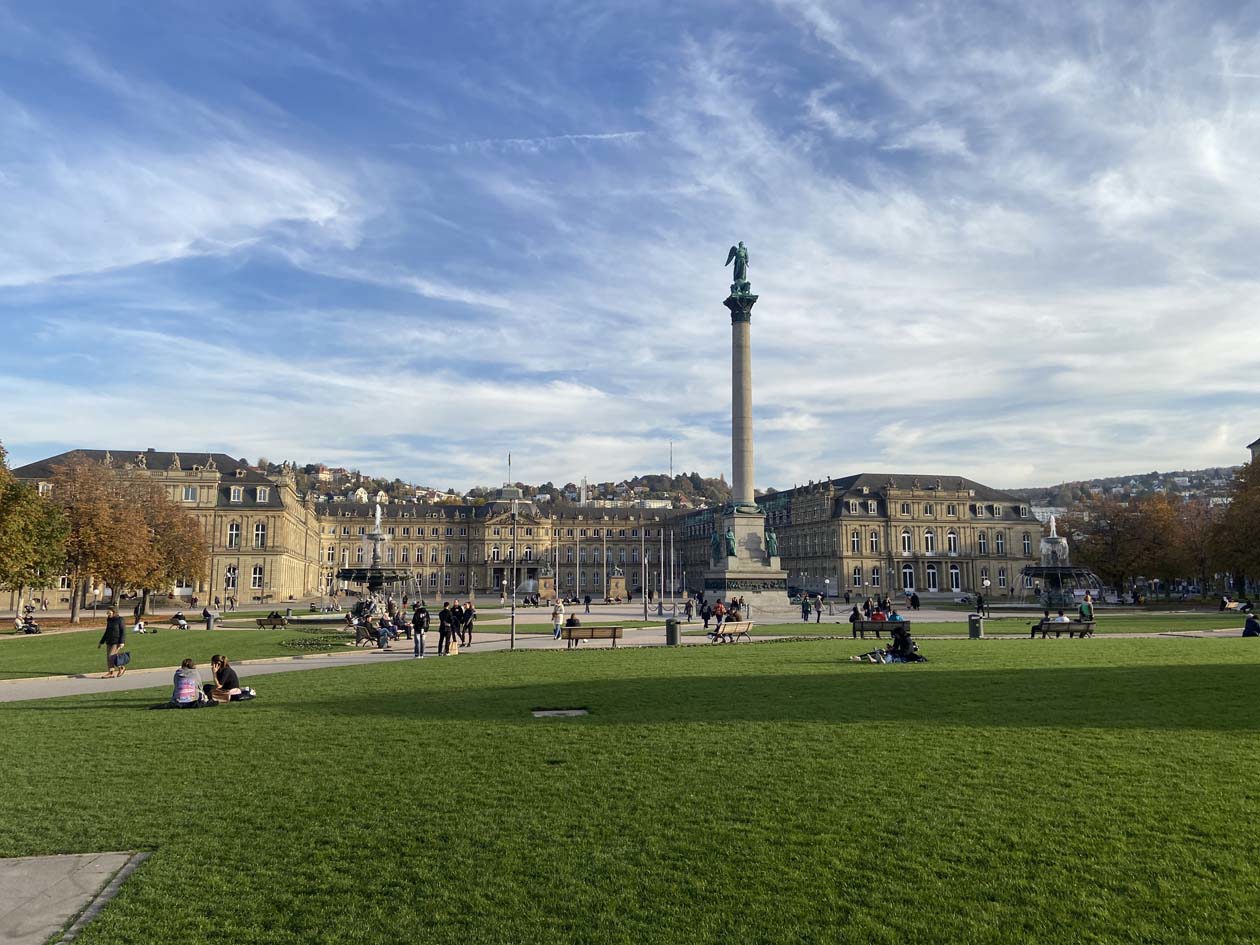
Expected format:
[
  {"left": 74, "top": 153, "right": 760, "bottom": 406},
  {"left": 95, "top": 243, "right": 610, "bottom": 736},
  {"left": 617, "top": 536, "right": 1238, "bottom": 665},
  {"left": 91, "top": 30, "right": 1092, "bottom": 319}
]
[
  {"left": 205, "top": 614, "right": 216, "bottom": 631},
  {"left": 285, "top": 607, "right": 293, "bottom": 619},
  {"left": 968, "top": 615, "right": 984, "bottom": 639},
  {"left": 665, "top": 618, "right": 681, "bottom": 646}
]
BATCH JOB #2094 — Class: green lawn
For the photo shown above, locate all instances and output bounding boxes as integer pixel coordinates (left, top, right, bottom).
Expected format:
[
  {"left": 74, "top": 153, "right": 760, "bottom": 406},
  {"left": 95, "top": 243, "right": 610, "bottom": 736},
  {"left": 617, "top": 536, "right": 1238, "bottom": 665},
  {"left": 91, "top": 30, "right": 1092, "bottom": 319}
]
[
  {"left": 0, "top": 627, "right": 352, "bottom": 679},
  {"left": 687, "top": 612, "right": 1245, "bottom": 637},
  {"left": 3, "top": 639, "right": 1260, "bottom": 943}
]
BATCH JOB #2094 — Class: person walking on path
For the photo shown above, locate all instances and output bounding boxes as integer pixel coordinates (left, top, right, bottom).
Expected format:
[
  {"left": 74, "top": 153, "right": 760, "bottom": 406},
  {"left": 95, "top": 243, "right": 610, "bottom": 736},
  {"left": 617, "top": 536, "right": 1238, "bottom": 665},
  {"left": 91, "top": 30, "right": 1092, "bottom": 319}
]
[
  {"left": 551, "top": 599, "right": 565, "bottom": 641},
  {"left": 813, "top": 594, "right": 823, "bottom": 623},
  {"left": 437, "top": 603, "right": 454, "bottom": 655},
  {"left": 800, "top": 596, "right": 811, "bottom": 622},
  {"left": 683, "top": 599, "right": 694, "bottom": 623},
  {"left": 451, "top": 603, "right": 465, "bottom": 647},
  {"left": 98, "top": 608, "right": 127, "bottom": 678},
  {"left": 584, "top": 594, "right": 592, "bottom": 614},
  {"left": 412, "top": 603, "right": 430, "bottom": 658}
]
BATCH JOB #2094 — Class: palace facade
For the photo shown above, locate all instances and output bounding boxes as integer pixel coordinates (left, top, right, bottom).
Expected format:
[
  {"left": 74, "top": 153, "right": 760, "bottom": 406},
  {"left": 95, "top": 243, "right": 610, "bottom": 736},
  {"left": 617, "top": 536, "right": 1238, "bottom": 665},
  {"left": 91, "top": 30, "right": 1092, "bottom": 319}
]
[{"left": 10, "top": 450, "right": 1040, "bottom": 607}]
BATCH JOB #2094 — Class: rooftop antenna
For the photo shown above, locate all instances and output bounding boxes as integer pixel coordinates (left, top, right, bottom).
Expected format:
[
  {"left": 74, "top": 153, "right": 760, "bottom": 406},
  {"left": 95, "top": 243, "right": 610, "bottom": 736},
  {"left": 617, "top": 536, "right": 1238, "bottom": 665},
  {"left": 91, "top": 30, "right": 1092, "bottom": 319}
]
[
  {"left": 670, "top": 440, "right": 673, "bottom": 480},
  {"left": 507, "top": 451, "right": 511, "bottom": 488}
]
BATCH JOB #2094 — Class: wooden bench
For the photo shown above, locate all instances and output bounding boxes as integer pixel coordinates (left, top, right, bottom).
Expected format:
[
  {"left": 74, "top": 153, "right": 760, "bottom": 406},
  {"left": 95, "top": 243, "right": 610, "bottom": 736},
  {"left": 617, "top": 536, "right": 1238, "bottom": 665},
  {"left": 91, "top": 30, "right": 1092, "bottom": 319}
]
[
  {"left": 255, "top": 616, "right": 288, "bottom": 629},
  {"left": 850, "top": 620, "right": 909, "bottom": 639},
  {"left": 561, "top": 626, "right": 623, "bottom": 649},
  {"left": 708, "top": 620, "right": 753, "bottom": 643},
  {"left": 1031, "top": 619, "right": 1095, "bottom": 639}
]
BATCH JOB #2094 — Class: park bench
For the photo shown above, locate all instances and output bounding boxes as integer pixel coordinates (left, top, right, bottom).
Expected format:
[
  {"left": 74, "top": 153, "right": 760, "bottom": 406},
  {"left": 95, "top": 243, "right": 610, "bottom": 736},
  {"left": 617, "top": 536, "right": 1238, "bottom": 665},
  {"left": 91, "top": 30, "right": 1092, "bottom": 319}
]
[
  {"left": 708, "top": 620, "right": 753, "bottom": 643},
  {"left": 850, "top": 620, "right": 909, "bottom": 639},
  {"left": 561, "top": 626, "right": 623, "bottom": 649},
  {"left": 1031, "top": 619, "right": 1095, "bottom": 639},
  {"left": 255, "top": 616, "right": 288, "bottom": 629}
]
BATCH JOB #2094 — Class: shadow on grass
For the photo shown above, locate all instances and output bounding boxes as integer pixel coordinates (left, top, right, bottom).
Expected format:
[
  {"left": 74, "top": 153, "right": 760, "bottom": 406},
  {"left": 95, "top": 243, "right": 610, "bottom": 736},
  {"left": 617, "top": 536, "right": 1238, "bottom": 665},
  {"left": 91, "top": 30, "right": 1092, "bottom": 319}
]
[{"left": 290, "top": 662, "right": 1260, "bottom": 732}]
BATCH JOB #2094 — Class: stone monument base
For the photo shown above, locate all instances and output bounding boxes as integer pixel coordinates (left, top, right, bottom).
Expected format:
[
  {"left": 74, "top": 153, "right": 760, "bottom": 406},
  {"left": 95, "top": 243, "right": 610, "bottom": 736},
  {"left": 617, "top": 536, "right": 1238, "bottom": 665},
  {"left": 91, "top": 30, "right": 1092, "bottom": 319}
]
[
  {"left": 701, "top": 507, "right": 789, "bottom": 603},
  {"left": 607, "top": 576, "right": 627, "bottom": 601},
  {"left": 538, "top": 576, "right": 555, "bottom": 601}
]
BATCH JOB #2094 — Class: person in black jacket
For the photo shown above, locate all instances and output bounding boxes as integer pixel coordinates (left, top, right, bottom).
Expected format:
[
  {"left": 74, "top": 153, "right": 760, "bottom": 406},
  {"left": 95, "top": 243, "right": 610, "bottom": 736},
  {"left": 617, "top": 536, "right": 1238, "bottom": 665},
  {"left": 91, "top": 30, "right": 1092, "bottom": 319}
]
[
  {"left": 437, "top": 603, "right": 453, "bottom": 655},
  {"left": 412, "top": 603, "right": 430, "bottom": 658},
  {"left": 98, "top": 607, "right": 127, "bottom": 678}
]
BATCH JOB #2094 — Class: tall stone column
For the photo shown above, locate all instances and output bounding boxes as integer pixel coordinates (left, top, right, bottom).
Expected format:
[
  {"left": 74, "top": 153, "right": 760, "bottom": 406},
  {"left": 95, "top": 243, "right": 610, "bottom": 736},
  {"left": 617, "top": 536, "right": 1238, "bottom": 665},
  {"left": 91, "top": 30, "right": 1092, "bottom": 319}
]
[{"left": 724, "top": 292, "right": 758, "bottom": 512}]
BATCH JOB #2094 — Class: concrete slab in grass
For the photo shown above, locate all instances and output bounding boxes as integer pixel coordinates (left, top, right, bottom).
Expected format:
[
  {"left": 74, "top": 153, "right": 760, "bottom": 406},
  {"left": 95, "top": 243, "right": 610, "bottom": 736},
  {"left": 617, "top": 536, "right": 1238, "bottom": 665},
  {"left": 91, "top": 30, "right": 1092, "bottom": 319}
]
[{"left": 0, "top": 851, "right": 148, "bottom": 944}]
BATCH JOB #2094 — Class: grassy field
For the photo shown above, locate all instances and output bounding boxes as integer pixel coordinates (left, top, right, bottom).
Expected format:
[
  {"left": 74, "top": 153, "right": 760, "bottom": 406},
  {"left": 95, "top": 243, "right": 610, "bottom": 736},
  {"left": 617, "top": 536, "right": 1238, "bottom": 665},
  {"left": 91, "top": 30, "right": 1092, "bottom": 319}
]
[
  {"left": 2, "top": 638, "right": 1259, "bottom": 943},
  {"left": 686, "top": 612, "right": 1245, "bottom": 637}
]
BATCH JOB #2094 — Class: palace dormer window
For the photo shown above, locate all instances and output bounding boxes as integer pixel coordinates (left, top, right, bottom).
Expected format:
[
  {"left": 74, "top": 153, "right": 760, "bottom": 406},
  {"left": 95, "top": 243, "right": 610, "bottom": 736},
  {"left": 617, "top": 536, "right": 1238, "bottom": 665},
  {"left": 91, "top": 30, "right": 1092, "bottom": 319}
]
[
  {"left": 257, "top": 487, "right": 270, "bottom": 502},
  {"left": 230, "top": 486, "right": 242, "bottom": 503}
]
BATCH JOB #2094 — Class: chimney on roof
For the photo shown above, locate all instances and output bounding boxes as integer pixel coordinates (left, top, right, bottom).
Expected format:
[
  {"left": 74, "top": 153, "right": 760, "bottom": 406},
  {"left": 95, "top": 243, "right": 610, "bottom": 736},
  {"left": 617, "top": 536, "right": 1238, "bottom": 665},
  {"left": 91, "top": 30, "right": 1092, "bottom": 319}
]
[{"left": 147, "top": 447, "right": 155, "bottom": 452}]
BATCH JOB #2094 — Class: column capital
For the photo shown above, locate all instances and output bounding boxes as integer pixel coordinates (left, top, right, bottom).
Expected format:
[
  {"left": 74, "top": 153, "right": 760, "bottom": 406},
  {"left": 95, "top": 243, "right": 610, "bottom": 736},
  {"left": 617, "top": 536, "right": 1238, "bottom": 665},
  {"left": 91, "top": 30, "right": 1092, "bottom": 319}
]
[{"left": 724, "top": 293, "right": 758, "bottom": 324}]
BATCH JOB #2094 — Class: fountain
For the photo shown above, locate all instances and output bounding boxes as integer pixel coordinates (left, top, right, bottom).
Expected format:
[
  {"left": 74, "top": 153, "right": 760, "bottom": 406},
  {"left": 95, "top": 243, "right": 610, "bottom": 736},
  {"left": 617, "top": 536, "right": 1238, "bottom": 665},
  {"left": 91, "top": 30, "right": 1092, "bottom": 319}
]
[
  {"left": 1019, "top": 516, "right": 1105, "bottom": 609},
  {"left": 336, "top": 503, "right": 411, "bottom": 596}
]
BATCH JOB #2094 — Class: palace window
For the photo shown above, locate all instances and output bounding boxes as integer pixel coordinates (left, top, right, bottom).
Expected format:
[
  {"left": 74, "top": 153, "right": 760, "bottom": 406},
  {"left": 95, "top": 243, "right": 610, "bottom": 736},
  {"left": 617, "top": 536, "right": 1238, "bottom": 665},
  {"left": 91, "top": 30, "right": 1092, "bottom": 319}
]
[
  {"left": 444, "top": 550, "right": 452, "bottom": 564},
  {"left": 230, "top": 486, "right": 242, "bottom": 503},
  {"left": 431, "top": 527, "right": 439, "bottom": 536},
  {"left": 947, "top": 530, "right": 958, "bottom": 554},
  {"left": 459, "top": 549, "right": 467, "bottom": 563},
  {"left": 926, "top": 564, "right": 939, "bottom": 592},
  {"left": 996, "top": 532, "right": 1006, "bottom": 555},
  {"left": 251, "top": 565, "right": 264, "bottom": 589},
  {"left": 852, "top": 566, "right": 862, "bottom": 586},
  {"left": 401, "top": 546, "right": 409, "bottom": 564},
  {"left": 900, "top": 502, "right": 911, "bottom": 516},
  {"left": 924, "top": 529, "right": 936, "bottom": 554},
  {"left": 998, "top": 567, "right": 1007, "bottom": 588},
  {"left": 524, "top": 546, "right": 533, "bottom": 561},
  {"left": 949, "top": 564, "right": 961, "bottom": 592},
  {"left": 386, "top": 547, "right": 395, "bottom": 563},
  {"left": 183, "top": 486, "right": 197, "bottom": 502},
  {"left": 445, "top": 527, "right": 453, "bottom": 536},
  {"left": 848, "top": 500, "right": 859, "bottom": 514},
  {"left": 980, "top": 567, "right": 989, "bottom": 582},
  {"left": 947, "top": 503, "right": 957, "bottom": 517},
  {"left": 923, "top": 503, "right": 934, "bottom": 516},
  {"left": 901, "top": 530, "right": 912, "bottom": 554},
  {"left": 1019, "top": 506, "right": 1029, "bottom": 518},
  {"left": 867, "top": 500, "right": 877, "bottom": 514},
  {"left": 994, "top": 505, "right": 1003, "bottom": 517},
  {"left": 459, "top": 527, "right": 467, "bottom": 536},
  {"left": 325, "top": 546, "right": 335, "bottom": 564},
  {"left": 977, "top": 531, "right": 988, "bottom": 555},
  {"left": 342, "top": 526, "right": 350, "bottom": 535},
  {"left": 257, "top": 487, "right": 270, "bottom": 502},
  {"left": 430, "top": 547, "right": 439, "bottom": 563},
  {"left": 444, "top": 572, "right": 451, "bottom": 587},
  {"left": 565, "top": 547, "right": 573, "bottom": 563},
  {"left": 430, "top": 573, "right": 438, "bottom": 587},
  {"left": 38, "top": 482, "right": 52, "bottom": 497},
  {"left": 1023, "top": 533, "right": 1032, "bottom": 556},
  {"left": 356, "top": 548, "right": 364, "bottom": 564},
  {"left": 619, "top": 549, "right": 626, "bottom": 564},
  {"left": 358, "top": 527, "right": 366, "bottom": 536},
  {"left": 227, "top": 522, "right": 241, "bottom": 549},
  {"left": 871, "top": 566, "right": 881, "bottom": 588},
  {"left": 869, "top": 530, "right": 880, "bottom": 553},
  {"left": 1024, "top": 573, "right": 1034, "bottom": 588},
  {"left": 902, "top": 564, "right": 915, "bottom": 591},
  {"left": 253, "top": 522, "right": 267, "bottom": 549},
  {"left": 493, "top": 527, "right": 501, "bottom": 536}
]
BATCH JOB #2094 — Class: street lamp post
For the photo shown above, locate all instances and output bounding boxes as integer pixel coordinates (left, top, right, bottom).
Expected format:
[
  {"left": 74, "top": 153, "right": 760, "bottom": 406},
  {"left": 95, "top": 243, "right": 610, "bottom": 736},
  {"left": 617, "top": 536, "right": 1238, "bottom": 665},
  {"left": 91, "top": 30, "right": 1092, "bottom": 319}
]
[
  {"left": 640, "top": 524, "right": 648, "bottom": 621},
  {"left": 510, "top": 500, "right": 518, "bottom": 650}
]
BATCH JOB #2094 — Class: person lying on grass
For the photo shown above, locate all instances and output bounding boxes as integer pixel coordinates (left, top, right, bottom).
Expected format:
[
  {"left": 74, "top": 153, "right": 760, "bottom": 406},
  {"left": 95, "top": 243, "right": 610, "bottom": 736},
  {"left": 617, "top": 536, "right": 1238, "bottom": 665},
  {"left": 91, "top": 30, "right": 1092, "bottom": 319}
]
[
  {"left": 171, "top": 659, "right": 213, "bottom": 708},
  {"left": 1244, "top": 614, "right": 1260, "bottom": 638},
  {"left": 850, "top": 625, "right": 926, "bottom": 664}
]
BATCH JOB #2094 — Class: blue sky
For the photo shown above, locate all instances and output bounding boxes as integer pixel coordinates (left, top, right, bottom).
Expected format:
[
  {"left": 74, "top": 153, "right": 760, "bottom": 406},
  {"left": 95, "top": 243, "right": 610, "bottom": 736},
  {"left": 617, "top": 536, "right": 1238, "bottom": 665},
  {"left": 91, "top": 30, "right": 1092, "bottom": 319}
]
[{"left": 4, "top": 0, "right": 1260, "bottom": 490}]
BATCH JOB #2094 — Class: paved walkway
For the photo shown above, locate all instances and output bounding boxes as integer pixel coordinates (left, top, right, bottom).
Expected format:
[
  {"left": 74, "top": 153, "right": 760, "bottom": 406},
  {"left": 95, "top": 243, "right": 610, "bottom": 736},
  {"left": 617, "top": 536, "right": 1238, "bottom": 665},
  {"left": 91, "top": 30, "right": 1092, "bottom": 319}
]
[{"left": 0, "top": 851, "right": 146, "bottom": 945}]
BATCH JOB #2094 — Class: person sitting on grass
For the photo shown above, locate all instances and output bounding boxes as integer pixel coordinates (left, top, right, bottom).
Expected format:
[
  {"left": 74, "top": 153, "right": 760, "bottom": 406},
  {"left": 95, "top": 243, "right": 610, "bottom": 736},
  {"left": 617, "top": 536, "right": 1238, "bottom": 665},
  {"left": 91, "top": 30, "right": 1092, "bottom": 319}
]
[
  {"left": 205, "top": 654, "right": 243, "bottom": 701},
  {"left": 171, "top": 659, "right": 212, "bottom": 708},
  {"left": 1243, "top": 614, "right": 1260, "bottom": 638}
]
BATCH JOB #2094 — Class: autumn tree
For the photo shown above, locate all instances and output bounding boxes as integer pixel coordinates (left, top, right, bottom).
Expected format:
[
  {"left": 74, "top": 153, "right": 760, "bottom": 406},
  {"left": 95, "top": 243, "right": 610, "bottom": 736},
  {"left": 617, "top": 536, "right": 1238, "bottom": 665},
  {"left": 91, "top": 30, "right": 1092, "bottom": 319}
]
[
  {"left": 130, "top": 478, "right": 209, "bottom": 614},
  {"left": 0, "top": 443, "right": 68, "bottom": 605},
  {"left": 1062, "top": 497, "right": 1153, "bottom": 595},
  {"left": 1214, "top": 459, "right": 1260, "bottom": 593}
]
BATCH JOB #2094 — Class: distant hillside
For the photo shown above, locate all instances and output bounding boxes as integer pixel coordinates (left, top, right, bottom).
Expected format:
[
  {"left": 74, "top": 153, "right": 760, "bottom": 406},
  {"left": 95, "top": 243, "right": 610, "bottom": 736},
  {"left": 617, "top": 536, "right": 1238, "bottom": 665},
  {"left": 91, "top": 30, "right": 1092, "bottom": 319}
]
[{"left": 1007, "top": 466, "right": 1238, "bottom": 508}]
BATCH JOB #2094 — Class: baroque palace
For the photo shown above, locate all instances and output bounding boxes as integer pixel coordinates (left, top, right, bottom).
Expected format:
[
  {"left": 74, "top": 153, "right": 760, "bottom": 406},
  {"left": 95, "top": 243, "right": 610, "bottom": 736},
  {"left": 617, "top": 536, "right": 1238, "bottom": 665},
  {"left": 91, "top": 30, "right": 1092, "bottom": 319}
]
[{"left": 11, "top": 449, "right": 1040, "bottom": 606}]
